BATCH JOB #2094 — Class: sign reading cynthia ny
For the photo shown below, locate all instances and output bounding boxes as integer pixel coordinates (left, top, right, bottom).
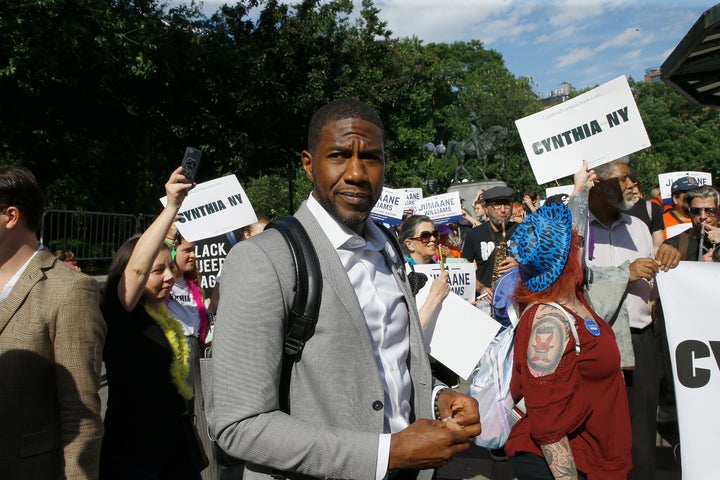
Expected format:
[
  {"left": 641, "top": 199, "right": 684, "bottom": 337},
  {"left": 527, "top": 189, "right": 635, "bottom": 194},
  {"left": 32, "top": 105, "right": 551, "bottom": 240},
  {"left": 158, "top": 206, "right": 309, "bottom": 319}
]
[
  {"left": 160, "top": 174, "right": 257, "bottom": 242},
  {"left": 515, "top": 75, "right": 651, "bottom": 185}
]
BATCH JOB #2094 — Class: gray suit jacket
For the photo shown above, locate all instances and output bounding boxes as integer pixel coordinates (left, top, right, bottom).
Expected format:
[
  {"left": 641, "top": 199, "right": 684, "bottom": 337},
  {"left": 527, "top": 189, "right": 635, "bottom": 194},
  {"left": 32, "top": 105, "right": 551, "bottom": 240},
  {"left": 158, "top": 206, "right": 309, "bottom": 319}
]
[
  {"left": 0, "top": 250, "right": 106, "bottom": 480},
  {"left": 213, "top": 203, "right": 434, "bottom": 480}
]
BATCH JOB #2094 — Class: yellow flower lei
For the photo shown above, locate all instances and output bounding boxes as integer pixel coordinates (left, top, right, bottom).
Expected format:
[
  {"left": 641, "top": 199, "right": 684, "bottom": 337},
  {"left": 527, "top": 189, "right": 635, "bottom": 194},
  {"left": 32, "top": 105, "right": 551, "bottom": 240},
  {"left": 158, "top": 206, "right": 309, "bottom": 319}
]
[{"left": 144, "top": 303, "right": 193, "bottom": 400}]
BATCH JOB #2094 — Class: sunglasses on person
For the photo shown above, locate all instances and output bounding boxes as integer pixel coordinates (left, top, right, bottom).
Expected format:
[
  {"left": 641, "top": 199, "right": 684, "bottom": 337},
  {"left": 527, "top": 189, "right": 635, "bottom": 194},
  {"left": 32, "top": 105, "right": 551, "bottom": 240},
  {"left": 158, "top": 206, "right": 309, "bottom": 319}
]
[
  {"left": 690, "top": 207, "right": 718, "bottom": 216},
  {"left": 410, "top": 230, "right": 439, "bottom": 244}
]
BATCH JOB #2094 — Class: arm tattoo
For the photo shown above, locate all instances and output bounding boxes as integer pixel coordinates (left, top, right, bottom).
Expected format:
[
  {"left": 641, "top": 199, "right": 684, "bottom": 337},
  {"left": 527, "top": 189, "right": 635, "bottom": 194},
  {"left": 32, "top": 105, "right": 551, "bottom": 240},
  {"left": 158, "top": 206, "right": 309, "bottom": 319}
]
[
  {"left": 541, "top": 437, "right": 578, "bottom": 480},
  {"left": 527, "top": 306, "right": 570, "bottom": 377}
]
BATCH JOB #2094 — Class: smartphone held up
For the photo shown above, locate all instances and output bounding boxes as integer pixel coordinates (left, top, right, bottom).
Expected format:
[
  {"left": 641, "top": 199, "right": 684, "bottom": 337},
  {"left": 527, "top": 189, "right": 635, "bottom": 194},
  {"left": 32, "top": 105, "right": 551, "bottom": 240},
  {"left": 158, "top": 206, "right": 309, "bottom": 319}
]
[{"left": 181, "top": 147, "right": 202, "bottom": 183}]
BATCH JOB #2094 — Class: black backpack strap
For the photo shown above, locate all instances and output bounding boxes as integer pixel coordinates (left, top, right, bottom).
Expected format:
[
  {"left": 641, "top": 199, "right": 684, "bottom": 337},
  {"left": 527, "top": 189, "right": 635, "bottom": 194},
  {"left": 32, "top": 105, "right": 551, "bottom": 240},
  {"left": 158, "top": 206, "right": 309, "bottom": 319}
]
[
  {"left": 265, "top": 216, "right": 322, "bottom": 362},
  {"left": 374, "top": 222, "right": 405, "bottom": 267}
]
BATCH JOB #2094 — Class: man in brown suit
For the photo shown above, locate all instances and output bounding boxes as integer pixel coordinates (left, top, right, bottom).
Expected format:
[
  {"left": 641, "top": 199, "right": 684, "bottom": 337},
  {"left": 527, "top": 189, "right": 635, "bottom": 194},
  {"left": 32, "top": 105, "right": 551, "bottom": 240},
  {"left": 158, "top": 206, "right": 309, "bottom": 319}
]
[{"left": 0, "top": 165, "right": 106, "bottom": 479}]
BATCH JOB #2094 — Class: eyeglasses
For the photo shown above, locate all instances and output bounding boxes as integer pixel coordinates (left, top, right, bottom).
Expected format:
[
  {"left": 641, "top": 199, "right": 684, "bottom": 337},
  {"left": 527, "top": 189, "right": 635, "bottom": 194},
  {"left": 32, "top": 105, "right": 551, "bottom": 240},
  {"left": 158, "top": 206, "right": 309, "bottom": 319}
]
[
  {"left": 690, "top": 207, "right": 718, "bottom": 216},
  {"left": 487, "top": 201, "right": 511, "bottom": 209},
  {"left": 410, "top": 230, "right": 439, "bottom": 244}
]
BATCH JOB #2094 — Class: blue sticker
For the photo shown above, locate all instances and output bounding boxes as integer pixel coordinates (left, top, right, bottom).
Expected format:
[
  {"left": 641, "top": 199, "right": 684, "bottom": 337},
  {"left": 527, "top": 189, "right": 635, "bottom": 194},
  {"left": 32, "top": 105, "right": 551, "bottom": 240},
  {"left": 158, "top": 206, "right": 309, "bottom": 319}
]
[{"left": 584, "top": 317, "right": 601, "bottom": 337}]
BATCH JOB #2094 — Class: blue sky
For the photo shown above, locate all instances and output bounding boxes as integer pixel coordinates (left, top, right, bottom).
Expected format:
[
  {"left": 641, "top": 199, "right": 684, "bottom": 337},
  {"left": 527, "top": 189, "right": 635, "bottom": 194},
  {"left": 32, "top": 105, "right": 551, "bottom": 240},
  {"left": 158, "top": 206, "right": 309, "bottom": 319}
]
[{"left": 186, "top": 0, "right": 713, "bottom": 97}]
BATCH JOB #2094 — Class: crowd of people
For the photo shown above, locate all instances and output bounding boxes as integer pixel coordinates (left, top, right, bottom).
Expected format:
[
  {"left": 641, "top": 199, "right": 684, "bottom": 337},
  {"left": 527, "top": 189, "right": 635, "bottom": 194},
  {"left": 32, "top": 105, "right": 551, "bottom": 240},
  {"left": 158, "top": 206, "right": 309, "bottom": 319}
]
[{"left": 1, "top": 98, "right": 717, "bottom": 480}]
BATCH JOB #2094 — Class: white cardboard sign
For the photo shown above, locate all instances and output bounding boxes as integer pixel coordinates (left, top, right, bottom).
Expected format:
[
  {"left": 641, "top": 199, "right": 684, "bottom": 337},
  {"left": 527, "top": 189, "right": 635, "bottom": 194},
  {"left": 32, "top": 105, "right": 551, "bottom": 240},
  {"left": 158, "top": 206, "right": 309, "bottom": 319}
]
[
  {"left": 417, "top": 288, "right": 500, "bottom": 380},
  {"left": 658, "top": 171, "right": 712, "bottom": 206},
  {"left": 516, "top": 75, "right": 651, "bottom": 185},
  {"left": 161, "top": 174, "right": 257, "bottom": 242},
  {"left": 412, "top": 191, "right": 463, "bottom": 224},
  {"left": 370, "top": 187, "right": 406, "bottom": 226},
  {"left": 657, "top": 262, "right": 720, "bottom": 480},
  {"left": 410, "top": 262, "right": 476, "bottom": 302}
]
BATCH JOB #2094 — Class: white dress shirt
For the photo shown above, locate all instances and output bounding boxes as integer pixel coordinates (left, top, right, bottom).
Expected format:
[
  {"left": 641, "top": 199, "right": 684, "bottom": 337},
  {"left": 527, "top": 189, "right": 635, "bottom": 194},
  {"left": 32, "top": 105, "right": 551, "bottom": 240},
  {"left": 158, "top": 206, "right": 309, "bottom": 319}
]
[
  {"left": 586, "top": 212, "right": 657, "bottom": 329},
  {"left": 306, "top": 194, "right": 410, "bottom": 479}
]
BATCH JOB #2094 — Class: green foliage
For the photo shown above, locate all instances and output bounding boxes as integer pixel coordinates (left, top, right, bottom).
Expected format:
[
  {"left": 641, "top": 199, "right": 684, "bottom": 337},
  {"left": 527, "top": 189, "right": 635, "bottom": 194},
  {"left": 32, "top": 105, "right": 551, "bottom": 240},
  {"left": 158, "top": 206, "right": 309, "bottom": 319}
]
[
  {"left": 0, "top": 0, "right": 567, "bottom": 216},
  {"left": 630, "top": 80, "right": 720, "bottom": 194},
  {"left": 241, "top": 165, "right": 312, "bottom": 218}
]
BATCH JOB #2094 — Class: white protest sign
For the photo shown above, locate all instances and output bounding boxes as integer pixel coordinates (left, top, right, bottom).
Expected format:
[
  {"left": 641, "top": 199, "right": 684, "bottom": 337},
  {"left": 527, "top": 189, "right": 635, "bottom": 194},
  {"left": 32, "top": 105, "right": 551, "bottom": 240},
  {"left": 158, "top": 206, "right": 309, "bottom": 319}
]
[
  {"left": 416, "top": 288, "right": 499, "bottom": 380},
  {"left": 658, "top": 171, "right": 712, "bottom": 206},
  {"left": 411, "top": 262, "right": 476, "bottom": 302},
  {"left": 516, "top": 75, "right": 651, "bottom": 185},
  {"left": 543, "top": 184, "right": 574, "bottom": 204},
  {"left": 413, "top": 191, "right": 463, "bottom": 224},
  {"left": 370, "top": 187, "right": 406, "bottom": 226},
  {"left": 657, "top": 262, "right": 720, "bottom": 480},
  {"left": 161, "top": 174, "right": 257, "bottom": 242},
  {"left": 403, "top": 188, "right": 423, "bottom": 215}
]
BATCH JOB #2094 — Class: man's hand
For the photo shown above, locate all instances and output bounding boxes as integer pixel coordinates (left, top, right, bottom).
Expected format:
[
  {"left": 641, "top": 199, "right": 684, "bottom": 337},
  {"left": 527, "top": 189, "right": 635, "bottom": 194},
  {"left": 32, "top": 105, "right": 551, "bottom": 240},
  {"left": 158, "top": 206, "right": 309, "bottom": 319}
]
[
  {"left": 629, "top": 257, "right": 660, "bottom": 282},
  {"left": 476, "top": 283, "right": 493, "bottom": 302},
  {"left": 655, "top": 244, "right": 681, "bottom": 271},
  {"left": 497, "top": 257, "right": 517, "bottom": 276},
  {"left": 705, "top": 224, "right": 720, "bottom": 244},
  {"left": 437, "top": 389, "right": 481, "bottom": 430},
  {"left": 388, "top": 419, "right": 474, "bottom": 470}
]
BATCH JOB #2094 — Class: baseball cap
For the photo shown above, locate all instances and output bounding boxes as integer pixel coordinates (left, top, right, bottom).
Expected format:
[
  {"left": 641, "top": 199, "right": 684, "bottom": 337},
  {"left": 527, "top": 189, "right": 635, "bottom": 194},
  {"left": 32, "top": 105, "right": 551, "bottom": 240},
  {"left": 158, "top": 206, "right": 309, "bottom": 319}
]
[{"left": 671, "top": 176, "right": 700, "bottom": 195}]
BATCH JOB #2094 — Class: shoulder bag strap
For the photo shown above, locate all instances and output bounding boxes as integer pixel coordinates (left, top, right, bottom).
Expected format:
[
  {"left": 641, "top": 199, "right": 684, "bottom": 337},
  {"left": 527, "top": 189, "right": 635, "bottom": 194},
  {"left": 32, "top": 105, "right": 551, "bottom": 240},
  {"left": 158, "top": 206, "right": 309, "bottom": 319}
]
[
  {"left": 524, "top": 301, "right": 581, "bottom": 355},
  {"left": 265, "top": 216, "right": 323, "bottom": 362}
]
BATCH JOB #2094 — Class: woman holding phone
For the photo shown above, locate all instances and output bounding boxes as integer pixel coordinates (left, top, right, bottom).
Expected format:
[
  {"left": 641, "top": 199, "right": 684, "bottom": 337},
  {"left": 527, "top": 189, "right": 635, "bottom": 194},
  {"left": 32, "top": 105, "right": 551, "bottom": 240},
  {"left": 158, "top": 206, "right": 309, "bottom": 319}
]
[{"left": 99, "top": 167, "right": 206, "bottom": 479}]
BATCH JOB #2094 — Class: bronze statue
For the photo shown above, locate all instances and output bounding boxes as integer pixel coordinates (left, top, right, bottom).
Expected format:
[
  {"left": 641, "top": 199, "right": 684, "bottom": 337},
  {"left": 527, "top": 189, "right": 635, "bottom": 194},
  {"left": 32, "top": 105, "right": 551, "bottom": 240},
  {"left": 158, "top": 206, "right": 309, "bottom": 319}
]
[{"left": 444, "top": 113, "right": 508, "bottom": 181}]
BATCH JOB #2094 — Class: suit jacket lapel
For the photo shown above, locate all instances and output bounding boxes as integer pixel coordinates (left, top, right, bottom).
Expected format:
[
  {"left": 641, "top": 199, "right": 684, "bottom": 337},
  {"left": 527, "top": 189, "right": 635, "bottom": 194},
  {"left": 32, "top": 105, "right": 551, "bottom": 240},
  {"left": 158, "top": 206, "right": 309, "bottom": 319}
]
[
  {"left": 0, "top": 250, "right": 52, "bottom": 335},
  {"left": 377, "top": 235, "right": 429, "bottom": 382},
  {"left": 295, "top": 204, "right": 374, "bottom": 351}
]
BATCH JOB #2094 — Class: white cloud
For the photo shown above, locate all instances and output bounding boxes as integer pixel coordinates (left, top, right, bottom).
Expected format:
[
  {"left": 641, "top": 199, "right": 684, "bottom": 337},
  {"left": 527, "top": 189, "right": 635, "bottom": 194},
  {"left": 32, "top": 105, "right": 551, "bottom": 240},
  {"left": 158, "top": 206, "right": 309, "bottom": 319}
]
[
  {"left": 374, "top": 0, "right": 515, "bottom": 44},
  {"left": 535, "top": 24, "right": 577, "bottom": 44},
  {"left": 620, "top": 49, "right": 643, "bottom": 62},
  {"left": 555, "top": 46, "right": 594, "bottom": 69},
  {"left": 596, "top": 27, "right": 650, "bottom": 52}
]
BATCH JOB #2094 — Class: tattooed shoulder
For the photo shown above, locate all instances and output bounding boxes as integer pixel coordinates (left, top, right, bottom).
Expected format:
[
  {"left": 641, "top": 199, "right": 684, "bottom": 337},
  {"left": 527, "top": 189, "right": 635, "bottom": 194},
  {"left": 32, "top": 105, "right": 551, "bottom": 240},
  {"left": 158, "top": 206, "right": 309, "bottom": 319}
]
[{"left": 526, "top": 305, "right": 571, "bottom": 377}]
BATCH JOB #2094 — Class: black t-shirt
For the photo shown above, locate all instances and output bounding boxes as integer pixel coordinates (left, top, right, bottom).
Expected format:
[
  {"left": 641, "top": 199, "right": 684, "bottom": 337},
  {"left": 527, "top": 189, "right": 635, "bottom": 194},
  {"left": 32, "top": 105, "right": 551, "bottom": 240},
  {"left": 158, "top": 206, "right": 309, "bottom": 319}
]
[
  {"left": 626, "top": 200, "right": 664, "bottom": 234},
  {"left": 664, "top": 229, "right": 701, "bottom": 261},
  {"left": 461, "top": 221, "right": 518, "bottom": 288}
]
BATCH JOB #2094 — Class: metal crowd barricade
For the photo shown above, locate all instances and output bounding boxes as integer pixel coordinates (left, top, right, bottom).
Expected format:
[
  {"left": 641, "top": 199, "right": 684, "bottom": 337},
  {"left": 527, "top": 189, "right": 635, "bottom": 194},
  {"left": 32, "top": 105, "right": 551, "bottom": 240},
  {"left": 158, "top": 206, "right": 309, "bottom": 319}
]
[{"left": 40, "top": 210, "right": 143, "bottom": 262}]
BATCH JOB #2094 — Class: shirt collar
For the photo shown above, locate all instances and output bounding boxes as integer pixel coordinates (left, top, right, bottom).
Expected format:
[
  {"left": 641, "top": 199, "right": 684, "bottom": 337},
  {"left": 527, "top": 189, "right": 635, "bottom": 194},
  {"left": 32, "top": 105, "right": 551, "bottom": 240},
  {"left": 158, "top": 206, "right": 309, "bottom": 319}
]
[
  {"left": 588, "top": 210, "right": 632, "bottom": 229},
  {"left": 305, "top": 193, "right": 386, "bottom": 254}
]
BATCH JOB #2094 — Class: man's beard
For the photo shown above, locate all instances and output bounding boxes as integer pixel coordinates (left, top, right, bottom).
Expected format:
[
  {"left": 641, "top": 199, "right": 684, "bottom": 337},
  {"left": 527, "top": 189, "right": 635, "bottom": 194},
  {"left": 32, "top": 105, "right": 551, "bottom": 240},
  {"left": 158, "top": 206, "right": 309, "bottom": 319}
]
[
  {"left": 598, "top": 179, "right": 634, "bottom": 212},
  {"left": 312, "top": 180, "right": 374, "bottom": 229},
  {"left": 489, "top": 216, "right": 506, "bottom": 228},
  {"left": 615, "top": 196, "right": 636, "bottom": 212}
]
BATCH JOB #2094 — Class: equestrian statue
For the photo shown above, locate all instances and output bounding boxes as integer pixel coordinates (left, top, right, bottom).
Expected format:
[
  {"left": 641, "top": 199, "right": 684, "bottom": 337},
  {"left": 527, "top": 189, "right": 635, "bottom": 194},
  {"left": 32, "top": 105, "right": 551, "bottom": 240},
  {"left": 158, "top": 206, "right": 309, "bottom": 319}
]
[{"left": 444, "top": 113, "right": 508, "bottom": 182}]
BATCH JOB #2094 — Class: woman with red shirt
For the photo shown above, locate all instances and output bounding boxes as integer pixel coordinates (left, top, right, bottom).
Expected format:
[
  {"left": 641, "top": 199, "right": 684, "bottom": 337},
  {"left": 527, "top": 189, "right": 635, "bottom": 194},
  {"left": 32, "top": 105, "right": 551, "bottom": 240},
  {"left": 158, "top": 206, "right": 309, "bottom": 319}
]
[{"left": 505, "top": 203, "right": 631, "bottom": 479}]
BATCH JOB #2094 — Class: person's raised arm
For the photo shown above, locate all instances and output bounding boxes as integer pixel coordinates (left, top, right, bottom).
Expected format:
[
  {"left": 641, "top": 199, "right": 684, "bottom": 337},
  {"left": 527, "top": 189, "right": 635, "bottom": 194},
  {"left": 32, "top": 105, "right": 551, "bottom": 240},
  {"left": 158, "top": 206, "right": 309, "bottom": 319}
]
[{"left": 117, "top": 167, "right": 193, "bottom": 311}]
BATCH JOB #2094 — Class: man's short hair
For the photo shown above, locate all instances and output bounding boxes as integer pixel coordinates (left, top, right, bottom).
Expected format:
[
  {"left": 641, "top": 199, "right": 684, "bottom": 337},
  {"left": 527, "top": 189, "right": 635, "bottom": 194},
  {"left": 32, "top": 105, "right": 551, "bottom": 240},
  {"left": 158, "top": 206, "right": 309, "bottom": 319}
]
[
  {"left": 0, "top": 165, "right": 45, "bottom": 231},
  {"left": 593, "top": 158, "right": 629, "bottom": 181},
  {"left": 682, "top": 185, "right": 720, "bottom": 213},
  {"left": 307, "top": 98, "right": 385, "bottom": 152}
]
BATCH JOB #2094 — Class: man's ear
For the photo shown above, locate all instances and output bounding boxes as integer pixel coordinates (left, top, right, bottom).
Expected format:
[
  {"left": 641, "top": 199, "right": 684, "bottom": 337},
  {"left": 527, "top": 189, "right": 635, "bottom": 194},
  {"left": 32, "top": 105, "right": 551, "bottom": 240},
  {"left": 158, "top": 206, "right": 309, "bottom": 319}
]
[
  {"left": 3, "top": 206, "right": 21, "bottom": 229},
  {"left": 301, "top": 150, "right": 313, "bottom": 182}
]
